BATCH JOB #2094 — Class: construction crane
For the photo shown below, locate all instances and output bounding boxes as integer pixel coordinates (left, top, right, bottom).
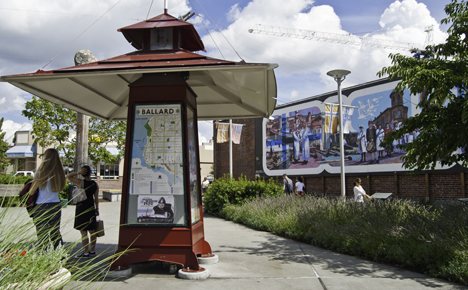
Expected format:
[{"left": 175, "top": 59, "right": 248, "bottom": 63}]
[{"left": 248, "top": 24, "right": 425, "bottom": 51}]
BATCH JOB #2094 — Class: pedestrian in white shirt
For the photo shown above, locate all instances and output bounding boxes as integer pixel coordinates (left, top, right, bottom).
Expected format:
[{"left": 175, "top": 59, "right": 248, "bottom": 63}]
[{"left": 353, "top": 178, "right": 372, "bottom": 204}]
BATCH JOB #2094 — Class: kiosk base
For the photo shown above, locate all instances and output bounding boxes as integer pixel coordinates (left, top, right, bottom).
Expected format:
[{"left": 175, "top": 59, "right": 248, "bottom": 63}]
[{"left": 178, "top": 267, "right": 210, "bottom": 280}]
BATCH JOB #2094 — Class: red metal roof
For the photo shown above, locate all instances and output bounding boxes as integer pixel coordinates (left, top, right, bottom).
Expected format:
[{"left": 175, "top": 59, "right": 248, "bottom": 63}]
[{"left": 118, "top": 12, "right": 205, "bottom": 51}]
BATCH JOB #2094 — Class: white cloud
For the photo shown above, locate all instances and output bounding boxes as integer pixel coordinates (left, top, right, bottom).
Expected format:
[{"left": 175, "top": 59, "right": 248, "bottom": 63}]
[
  {"left": 0, "top": 0, "right": 448, "bottom": 147},
  {"left": 197, "top": 121, "right": 213, "bottom": 146},
  {"left": 202, "top": 0, "right": 447, "bottom": 100},
  {"left": 2, "top": 120, "right": 32, "bottom": 145}
]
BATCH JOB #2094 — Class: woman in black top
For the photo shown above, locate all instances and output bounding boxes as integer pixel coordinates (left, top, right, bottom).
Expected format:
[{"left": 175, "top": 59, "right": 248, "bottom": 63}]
[{"left": 66, "top": 166, "right": 99, "bottom": 258}]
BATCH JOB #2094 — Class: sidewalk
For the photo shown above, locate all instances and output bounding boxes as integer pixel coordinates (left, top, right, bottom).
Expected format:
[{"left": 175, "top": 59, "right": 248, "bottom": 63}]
[{"left": 60, "top": 201, "right": 465, "bottom": 290}]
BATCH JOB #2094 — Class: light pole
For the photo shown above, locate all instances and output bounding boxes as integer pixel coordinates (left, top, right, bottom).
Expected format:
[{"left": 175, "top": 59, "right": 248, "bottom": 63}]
[{"left": 327, "top": 69, "right": 351, "bottom": 201}]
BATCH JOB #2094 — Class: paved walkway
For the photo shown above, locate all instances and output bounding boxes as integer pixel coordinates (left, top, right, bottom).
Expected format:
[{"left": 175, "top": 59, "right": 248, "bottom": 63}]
[{"left": 38, "top": 201, "right": 468, "bottom": 289}]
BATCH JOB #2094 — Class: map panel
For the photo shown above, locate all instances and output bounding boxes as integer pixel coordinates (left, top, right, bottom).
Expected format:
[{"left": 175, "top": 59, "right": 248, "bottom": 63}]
[{"left": 129, "top": 104, "right": 184, "bottom": 196}]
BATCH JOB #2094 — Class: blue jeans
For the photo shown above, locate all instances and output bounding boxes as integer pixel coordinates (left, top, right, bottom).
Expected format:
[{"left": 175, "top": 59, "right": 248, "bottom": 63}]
[{"left": 33, "top": 202, "right": 63, "bottom": 249}]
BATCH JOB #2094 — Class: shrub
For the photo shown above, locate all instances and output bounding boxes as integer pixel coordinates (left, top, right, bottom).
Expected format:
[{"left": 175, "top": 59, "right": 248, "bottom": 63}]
[
  {"left": 0, "top": 195, "right": 131, "bottom": 288},
  {"left": 220, "top": 196, "right": 468, "bottom": 285},
  {"left": 203, "top": 175, "right": 283, "bottom": 215},
  {"left": 0, "top": 174, "right": 31, "bottom": 185}
]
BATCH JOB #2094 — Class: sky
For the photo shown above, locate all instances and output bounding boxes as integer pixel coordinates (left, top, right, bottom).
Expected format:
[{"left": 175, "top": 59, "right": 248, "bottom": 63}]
[{"left": 0, "top": 0, "right": 450, "bottom": 146}]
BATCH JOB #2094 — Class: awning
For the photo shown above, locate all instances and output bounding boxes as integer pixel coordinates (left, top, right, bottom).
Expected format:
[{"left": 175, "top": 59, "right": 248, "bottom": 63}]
[
  {"left": 0, "top": 56, "right": 278, "bottom": 121},
  {"left": 6, "top": 145, "right": 36, "bottom": 158}
]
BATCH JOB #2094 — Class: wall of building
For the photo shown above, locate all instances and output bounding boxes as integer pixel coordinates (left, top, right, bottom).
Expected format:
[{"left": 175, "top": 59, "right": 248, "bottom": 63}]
[
  {"left": 215, "top": 118, "right": 468, "bottom": 202},
  {"left": 199, "top": 139, "right": 214, "bottom": 178},
  {"left": 214, "top": 119, "right": 256, "bottom": 180}
]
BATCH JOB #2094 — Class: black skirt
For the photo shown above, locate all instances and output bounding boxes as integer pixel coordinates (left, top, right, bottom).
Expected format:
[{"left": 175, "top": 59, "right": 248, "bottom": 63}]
[{"left": 74, "top": 180, "right": 97, "bottom": 231}]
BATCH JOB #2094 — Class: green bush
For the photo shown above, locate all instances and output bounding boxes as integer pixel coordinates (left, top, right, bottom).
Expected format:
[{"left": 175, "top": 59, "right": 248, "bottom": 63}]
[
  {"left": 203, "top": 175, "right": 283, "bottom": 215},
  {"left": 0, "top": 174, "right": 31, "bottom": 185},
  {"left": 220, "top": 196, "right": 468, "bottom": 285}
]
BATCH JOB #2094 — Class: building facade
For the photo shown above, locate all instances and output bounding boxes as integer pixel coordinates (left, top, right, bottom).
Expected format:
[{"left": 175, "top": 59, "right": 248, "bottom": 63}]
[{"left": 214, "top": 78, "right": 468, "bottom": 202}]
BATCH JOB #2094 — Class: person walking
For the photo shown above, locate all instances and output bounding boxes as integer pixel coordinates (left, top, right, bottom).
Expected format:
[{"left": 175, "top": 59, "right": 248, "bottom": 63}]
[
  {"left": 66, "top": 166, "right": 99, "bottom": 258},
  {"left": 282, "top": 174, "right": 293, "bottom": 195},
  {"left": 295, "top": 176, "right": 305, "bottom": 198},
  {"left": 353, "top": 178, "right": 372, "bottom": 204},
  {"left": 201, "top": 177, "right": 210, "bottom": 195},
  {"left": 29, "top": 148, "right": 66, "bottom": 249}
]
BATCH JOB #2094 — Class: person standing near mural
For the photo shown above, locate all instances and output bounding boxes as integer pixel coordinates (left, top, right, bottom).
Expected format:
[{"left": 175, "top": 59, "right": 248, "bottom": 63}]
[
  {"left": 358, "top": 125, "right": 367, "bottom": 162},
  {"left": 354, "top": 178, "right": 372, "bottom": 204},
  {"left": 376, "top": 123, "right": 385, "bottom": 159},
  {"left": 300, "top": 124, "right": 311, "bottom": 164},
  {"left": 366, "top": 121, "right": 378, "bottom": 163},
  {"left": 295, "top": 176, "right": 305, "bottom": 198},
  {"left": 282, "top": 174, "right": 293, "bottom": 195}
]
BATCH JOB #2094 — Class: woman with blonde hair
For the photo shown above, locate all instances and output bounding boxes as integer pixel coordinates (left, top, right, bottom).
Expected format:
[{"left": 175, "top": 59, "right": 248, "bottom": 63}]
[{"left": 29, "top": 148, "right": 66, "bottom": 249}]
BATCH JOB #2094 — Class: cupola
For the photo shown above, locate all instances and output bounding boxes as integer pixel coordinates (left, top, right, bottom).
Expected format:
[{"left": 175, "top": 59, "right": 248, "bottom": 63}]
[{"left": 118, "top": 10, "right": 205, "bottom": 52}]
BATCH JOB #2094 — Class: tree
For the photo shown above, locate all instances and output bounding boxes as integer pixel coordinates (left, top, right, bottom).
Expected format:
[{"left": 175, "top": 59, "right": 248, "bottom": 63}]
[
  {"left": 22, "top": 97, "right": 126, "bottom": 166},
  {"left": 88, "top": 118, "right": 126, "bottom": 165},
  {"left": 23, "top": 96, "right": 76, "bottom": 164},
  {"left": 0, "top": 118, "right": 11, "bottom": 171},
  {"left": 377, "top": 0, "right": 468, "bottom": 173}
]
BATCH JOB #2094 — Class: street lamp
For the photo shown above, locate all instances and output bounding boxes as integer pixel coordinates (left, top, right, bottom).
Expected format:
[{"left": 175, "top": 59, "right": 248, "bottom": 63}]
[{"left": 327, "top": 69, "right": 351, "bottom": 201}]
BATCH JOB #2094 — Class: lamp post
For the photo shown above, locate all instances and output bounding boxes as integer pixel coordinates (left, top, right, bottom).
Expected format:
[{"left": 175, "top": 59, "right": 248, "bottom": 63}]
[{"left": 327, "top": 69, "right": 351, "bottom": 201}]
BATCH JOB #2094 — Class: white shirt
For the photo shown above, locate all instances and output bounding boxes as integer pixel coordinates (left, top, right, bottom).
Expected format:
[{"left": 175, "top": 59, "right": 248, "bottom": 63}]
[
  {"left": 295, "top": 182, "right": 304, "bottom": 192},
  {"left": 354, "top": 185, "right": 367, "bottom": 203},
  {"left": 36, "top": 180, "right": 60, "bottom": 204}
]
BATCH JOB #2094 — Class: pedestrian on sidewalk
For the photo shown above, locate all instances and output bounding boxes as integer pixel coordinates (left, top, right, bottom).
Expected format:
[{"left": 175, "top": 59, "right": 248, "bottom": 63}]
[
  {"left": 282, "top": 174, "right": 293, "bottom": 195},
  {"left": 202, "top": 177, "right": 210, "bottom": 195},
  {"left": 66, "top": 166, "right": 99, "bottom": 258},
  {"left": 295, "top": 176, "right": 305, "bottom": 198},
  {"left": 29, "top": 148, "right": 66, "bottom": 249},
  {"left": 353, "top": 178, "right": 372, "bottom": 204}
]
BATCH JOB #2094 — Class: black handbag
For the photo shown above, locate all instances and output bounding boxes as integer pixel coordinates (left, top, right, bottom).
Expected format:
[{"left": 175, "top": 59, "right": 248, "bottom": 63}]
[{"left": 18, "top": 180, "right": 39, "bottom": 216}]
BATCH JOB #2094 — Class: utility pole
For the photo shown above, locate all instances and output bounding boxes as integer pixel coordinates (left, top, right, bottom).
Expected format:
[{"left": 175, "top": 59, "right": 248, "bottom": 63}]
[{"left": 73, "top": 49, "right": 97, "bottom": 172}]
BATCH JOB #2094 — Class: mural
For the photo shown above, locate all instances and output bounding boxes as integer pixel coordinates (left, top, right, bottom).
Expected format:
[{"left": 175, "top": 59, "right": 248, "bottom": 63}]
[{"left": 262, "top": 80, "right": 446, "bottom": 175}]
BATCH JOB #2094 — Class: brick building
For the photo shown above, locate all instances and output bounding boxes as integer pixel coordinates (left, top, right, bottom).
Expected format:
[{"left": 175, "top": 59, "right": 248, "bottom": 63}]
[{"left": 214, "top": 79, "right": 468, "bottom": 202}]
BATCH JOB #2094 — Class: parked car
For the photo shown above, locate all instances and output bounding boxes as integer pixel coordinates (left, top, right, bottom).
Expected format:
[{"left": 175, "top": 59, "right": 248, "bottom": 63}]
[{"left": 13, "top": 171, "right": 35, "bottom": 177}]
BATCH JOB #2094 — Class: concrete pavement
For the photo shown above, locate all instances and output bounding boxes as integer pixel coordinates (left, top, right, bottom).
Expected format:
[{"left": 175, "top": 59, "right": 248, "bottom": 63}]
[{"left": 53, "top": 201, "right": 468, "bottom": 289}]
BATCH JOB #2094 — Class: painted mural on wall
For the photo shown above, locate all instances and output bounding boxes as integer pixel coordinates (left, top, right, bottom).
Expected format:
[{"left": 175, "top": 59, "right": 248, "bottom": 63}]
[{"left": 262, "top": 80, "right": 447, "bottom": 175}]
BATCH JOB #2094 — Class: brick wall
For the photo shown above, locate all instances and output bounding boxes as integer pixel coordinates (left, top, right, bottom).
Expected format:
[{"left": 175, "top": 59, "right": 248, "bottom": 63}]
[
  {"left": 96, "top": 179, "right": 122, "bottom": 191},
  {"left": 214, "top": 119, "right": 256, "bottom": 180},
  {"left": 215, "top": 119, "right": 468, "bottom": 202}
]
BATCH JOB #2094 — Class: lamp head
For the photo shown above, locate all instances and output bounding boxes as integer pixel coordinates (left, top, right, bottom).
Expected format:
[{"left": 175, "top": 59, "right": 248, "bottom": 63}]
[{"left": 327, "top": 69, "right": 351, "bottom": 79}]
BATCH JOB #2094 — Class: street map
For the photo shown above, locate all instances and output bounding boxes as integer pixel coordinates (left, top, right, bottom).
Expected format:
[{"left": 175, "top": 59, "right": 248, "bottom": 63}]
[{"left": 129, "top": 104, "right": 184, "bottom": 196}]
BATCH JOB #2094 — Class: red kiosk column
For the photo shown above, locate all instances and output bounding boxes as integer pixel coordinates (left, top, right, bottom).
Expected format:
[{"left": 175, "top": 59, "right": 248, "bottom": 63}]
[{"left": 110, "top": 73, "right": 213, "bottom": 274}]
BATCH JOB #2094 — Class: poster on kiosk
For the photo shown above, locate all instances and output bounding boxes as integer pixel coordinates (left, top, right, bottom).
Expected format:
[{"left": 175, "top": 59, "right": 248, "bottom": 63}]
[{"left": 126, "top": 103, "right": 201, "bottom": 226}]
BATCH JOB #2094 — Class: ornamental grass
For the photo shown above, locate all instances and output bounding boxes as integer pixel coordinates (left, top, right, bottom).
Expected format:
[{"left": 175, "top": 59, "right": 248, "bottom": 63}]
[
  {"left": 0, "top": 196, "right": 130, "bottom": 289},
  {"left": 220, "top": 195, "right": 468, "bottom": 285}
]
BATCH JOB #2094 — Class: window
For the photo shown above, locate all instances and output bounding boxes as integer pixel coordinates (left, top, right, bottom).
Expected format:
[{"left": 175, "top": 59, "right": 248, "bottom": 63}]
[
  {"left": 100, "top": 161, "right": 120, "bottom": 179},
  {"left": 393, "top": 111, "right": 397, "bottom": 119},
  {"left": 17, "top": 158, "right": 25, "bottom": 171},
  {"left": 398, "top": 110, "right": 402, "bottom": 118}
]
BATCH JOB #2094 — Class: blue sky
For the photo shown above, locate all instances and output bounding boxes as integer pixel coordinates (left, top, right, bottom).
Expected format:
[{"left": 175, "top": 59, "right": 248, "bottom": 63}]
[{"left": 0, "top": 0, "right": 450, "bottom": 144}]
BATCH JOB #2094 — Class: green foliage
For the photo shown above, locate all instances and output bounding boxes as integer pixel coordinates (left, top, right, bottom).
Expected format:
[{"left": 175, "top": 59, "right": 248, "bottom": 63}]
[
  {"left": 0, "top": 198, "right": 132, "bottom": 288},
  {"left": 221, "top": 196, "right": 468, "bottom": 285},
  {"left": 23, "top": 96, "right": 77, "bottom": 164},
  {"left": 22, "top": 97, "right": 126, "bottom": 166},
  {"left": 0, "top": 118, "right": 10, "bottom": 171},
  {"left": 377, "top": 0, "right": 468, "bottom": 173},
  {"left": 88, "top": 118, "right": 126, "bottom": 165},
  {"left": 0, "top": 174, "right": 31, "bottom": 185},
  {"left": 203, "top": 175, "right": 283, "bottom": 215}
]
